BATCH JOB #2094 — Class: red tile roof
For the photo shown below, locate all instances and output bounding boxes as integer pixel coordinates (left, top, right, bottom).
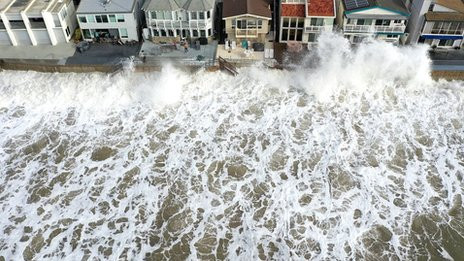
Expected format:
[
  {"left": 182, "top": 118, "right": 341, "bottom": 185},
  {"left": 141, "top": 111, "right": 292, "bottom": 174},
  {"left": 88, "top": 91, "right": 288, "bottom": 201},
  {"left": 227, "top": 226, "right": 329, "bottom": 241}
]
[
  {"left": 281, "top": 4, "right": 305, "bottom": 17},
  {"left": 308, "top": 0, "right": 335, "bottom": 17}
]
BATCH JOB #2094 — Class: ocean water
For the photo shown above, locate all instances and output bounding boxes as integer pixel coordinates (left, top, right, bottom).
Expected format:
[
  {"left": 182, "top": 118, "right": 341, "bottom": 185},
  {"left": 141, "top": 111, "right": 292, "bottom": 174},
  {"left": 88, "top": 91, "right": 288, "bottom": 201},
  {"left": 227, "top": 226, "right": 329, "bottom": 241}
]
[{"left": 0, "top": 34, "right": 463, "bottom": 260}]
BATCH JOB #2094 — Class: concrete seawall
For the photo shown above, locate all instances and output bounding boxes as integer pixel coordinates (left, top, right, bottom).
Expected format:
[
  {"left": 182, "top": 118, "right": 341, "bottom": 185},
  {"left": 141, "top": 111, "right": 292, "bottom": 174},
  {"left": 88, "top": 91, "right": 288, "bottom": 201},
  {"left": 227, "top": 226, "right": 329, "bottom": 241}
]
[{"left": 1, "top": 59, "right": 464, "bottom": 81}]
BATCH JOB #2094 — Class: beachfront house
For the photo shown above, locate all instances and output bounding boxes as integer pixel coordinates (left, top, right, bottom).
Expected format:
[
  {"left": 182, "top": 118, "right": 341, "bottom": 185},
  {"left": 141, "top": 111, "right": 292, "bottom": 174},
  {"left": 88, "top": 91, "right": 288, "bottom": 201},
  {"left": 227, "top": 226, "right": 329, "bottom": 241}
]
[
  {"left": 337, "top": 0, "right": 410, "bottom": 44},
  {"left": 76, "top": 0, "right": 142, "bottom": 42},
  {"left": 0, "top": 0, "right": 77, "bottom": 46},
  {"left": 406, "top": 0, "right": 464, "bottom": 48},
  {"left": 222, "top": 0, "right": 272, "bottom": 44},
  {"left": 142, "top": 0, "right": 216, "bottom": 42},
  {"left": 279, "top": 0, "right": 336, "bottom": 44}
]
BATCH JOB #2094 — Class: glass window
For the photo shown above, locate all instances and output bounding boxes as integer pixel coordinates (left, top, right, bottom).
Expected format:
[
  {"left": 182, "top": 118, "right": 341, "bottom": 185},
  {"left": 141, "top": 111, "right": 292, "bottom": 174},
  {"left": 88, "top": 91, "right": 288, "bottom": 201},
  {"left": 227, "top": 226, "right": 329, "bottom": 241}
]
[
  {"left": 308, "top": 33, "right": 316, "bottom": 42},
  {"left": 258, "top": 20, "right": 263, "bottom": 28},
  {"left": 96, "top": 15, "right": 102, "bottom": 23},
  {"left": 156, "top": 11, "right": 164, "bottom": 20},
  {"left": 120, "top": 28, "right": 128, "bottom": 38},
  {"left": 200, "top": 30, "right": 206, "bottom": 37},
  {"left": 87, "top": 15, "right": 95, "bottom": 23},
  {"left": 79, "top": 16, "right": 87, "bottom": 23},
  {"left": 282, "top": 29, "right": 288, "bottom": 41},
  {"left": 192, "top": 30, "right": 198, "bottom": 37},
  {"left": 151, "top": 11, "right": 157, "bottom": 19},
  {"left": 102, "top": 15, "right": 108, "bottom": 23},
  {"left": 207, "top": 11, "right": 210, "bottom": 19},
  {"left": 164, "top": 11, "right": 172, "bottom": 20},
  {"left": 199, "top": 12, "right": 205, "bottom": 19},
  {"left": 296, "top": 29, "right": 303, "bottom": 41},
  {"left": 283, "top": 18, "right": 289, "bottom": 27},
  {"left": 232, "top": 19, "right": 236, "bottom": 28},
  {"left": 109, "top": 15, "right": 116, "bottom": 23},
  {"left": 357, "top": 19, "right": 364, "bottom": 25},
  {"left": 290, "top": 18, "right": 297, "bottom": 27},
  {"left": 297, "top": 19, "right": 304, "bottom": 28},
  {"left": 289, "top": 28, "right": 296, "bottom": 40},
  {"left": 83, "top": 29, "right": 91, "bottom": 39},
  {"left": 375, "top": 19, "right": 382, "bottom": 26},
  {"left": 117, "top": 14, "right": 125, "bottom": 22},
  {"left": 191, "top": 12, "right": 197, "bottom": 20}
]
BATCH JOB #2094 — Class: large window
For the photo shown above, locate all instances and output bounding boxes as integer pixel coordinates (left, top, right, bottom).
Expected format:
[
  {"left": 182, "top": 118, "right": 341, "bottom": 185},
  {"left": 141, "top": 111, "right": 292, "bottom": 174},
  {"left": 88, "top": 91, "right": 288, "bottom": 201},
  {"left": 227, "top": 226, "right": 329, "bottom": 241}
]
[
  {"left": 191, "top": 12, "right": 197, "bottom": 20},
  {"left": 432, "top": 21, "right": 464, "bottom": 35},
  {"left": 199, "top": 12, "right": 205, "bottom": 20},
  {"left": 310, "top": 18, "right": 324, "bottom": 26},
  {"left": 120, "top": 28, "right": 128, "bottom": 38},
  {"left": 117, "top": 15, "right": 125, "bottom": 22},
  {"left": 109, "top": 15, "right": 116, "bottom": 23},
  {"left": 281, "top": 17, "right": 304, "bottom": 42},
  {"left": 79, "top": 16, "right": 87, "bottom": 23},
  {"left": 83, "top": 29, "right": 91, "bottom": 39},
  {"left": 87, "top": 15, "right": 95, "bottom": 23},
  {"left": 375, "top": 19, "right": 390, "bottom": 26}
]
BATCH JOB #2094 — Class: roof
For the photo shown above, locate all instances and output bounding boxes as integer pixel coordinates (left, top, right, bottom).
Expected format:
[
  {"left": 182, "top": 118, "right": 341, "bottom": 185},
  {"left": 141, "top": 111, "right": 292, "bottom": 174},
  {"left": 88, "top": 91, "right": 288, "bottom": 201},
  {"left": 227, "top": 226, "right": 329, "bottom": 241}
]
[
  {"left": 425, "top": 12, "right": 464, "bottom": 22},
  {"left": 77, "top": 0, "right": 136, "bottom": 14},
  {"left": 143, "top": 0, "right": 216, "bottom": 12},
  {"left": 281, "top": 3, "right": 305, "bottom": 17},
  {"left": 435, "top": 0, "right": 464, "bottom": 13},
  {"left": 0, "top": 0, "right": 67, "bottom": 14},
  {"left": 308, "top": 0, "right": 335, "bottom": 17},
  {"left": 223, "top": 0, "right": 271, "bottom": 18},
  {"left": 343, "top": 0, "right": 409, "bottom": 16}
]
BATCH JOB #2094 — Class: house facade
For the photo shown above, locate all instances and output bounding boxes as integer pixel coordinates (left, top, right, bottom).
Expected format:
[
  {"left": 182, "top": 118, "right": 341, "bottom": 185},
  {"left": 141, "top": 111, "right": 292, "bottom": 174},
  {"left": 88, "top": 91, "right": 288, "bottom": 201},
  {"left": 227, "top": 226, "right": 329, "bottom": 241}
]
[
  {"left": 0, "top": 0, "right": 77, "bottom": 46},
  {"left": 76, "top": 0, "right": 142, "bottom": 42},
  {"left": 142, "top": 0, "right": 216, "bottom": 41},
  {"left": 280, "top": 0, "right": 336, "bottom": 44},
  {"left": 223, "top": 0, "right": 272, "bottom": 44},
  {"left": 337, "top": 0, "right": 410, "bottom": 44},
  {"left": 406, "top": 0, "right": 464, "bottom": 48}
]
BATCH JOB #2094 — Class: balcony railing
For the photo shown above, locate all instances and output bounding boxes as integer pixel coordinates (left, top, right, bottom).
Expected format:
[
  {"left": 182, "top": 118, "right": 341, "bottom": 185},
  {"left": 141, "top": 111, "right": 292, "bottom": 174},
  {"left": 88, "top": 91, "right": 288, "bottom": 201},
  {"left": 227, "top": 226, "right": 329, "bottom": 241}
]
[
  {"left": 151, "top": 20, "right": 208, "bottom": 29},
  {"left": 343, "top": 24, "right": 406, "bottom": 33},
  {"left": 429, "top": 29, "right": 463, "bottom": 35},
  {"left": 305, "top": 25, "right": 332, "bottom": 33},
  {"left": 236, "top": 28, "right": 258, "bottom": 38}
]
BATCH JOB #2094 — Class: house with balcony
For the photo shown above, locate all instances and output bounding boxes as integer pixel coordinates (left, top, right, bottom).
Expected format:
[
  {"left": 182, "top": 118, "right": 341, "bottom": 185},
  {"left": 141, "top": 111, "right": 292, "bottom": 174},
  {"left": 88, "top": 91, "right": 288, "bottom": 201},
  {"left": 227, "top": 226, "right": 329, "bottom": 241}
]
[
  {"left": 223, "top": 0, "right": 272, "bottom": 44},
  {"left": 142, "top": 0, "right": 216, "bottom": 42},
  {"left": 279, "top": 0, "right": 336, "bottom": 44},
  {"left": 406, "top": 0, "right": 464, "bottom": 48},
  {"left": 0, "top": 0, "right": 77, "bottom": 46},
  {"left": 76, "top": 0, "right": 142, "bottom": 42},
  {"left": 337, "top": 0, "right": 410, "bottom": 44}
]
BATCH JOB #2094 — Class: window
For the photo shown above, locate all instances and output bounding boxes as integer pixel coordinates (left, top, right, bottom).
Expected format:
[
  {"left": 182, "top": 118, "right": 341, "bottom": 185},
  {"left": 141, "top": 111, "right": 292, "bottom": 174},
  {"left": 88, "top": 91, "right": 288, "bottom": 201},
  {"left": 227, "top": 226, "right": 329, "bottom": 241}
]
[
  {"left": 168, "top": 30, "right": 174, "bottom": 36},
  {"left": 83, "top": 29, "right": 91, "bottom": 39},
  {"left": 0, "top": 19, "right": 5, "bottom": 29},
  {"left": 109, "top": 15, "right": 116, "bottom": 23},
  {"left": 192, "top": 30, "right": 198, "bottom": 37},
  {"left": 96, "top": 15, "right": 103, "bottom": 23},
  {"left": 79, "top": 16, "right": 87, "bottom": 23},
  {"left": 281, "top": 17, "right": 304, "bottom": 42},
  {"left": 357, "top": 19, "right": 364, "bottom": 25},
  {"left": 308, "top": 33, "right": 316, "bottom": 42},
  {"left": 119, "top": 28, "right": 128, "bottom": 38},
  {"left": 153, "top": 29, "right": 159, "bottom": 36},
  {"left": 200, "top": 30, "right": 206, "bottom": 37},
  {"left": 66, "top": 26, "right": 70, "bottom": 37},
  {"left": 102, "top": 15, "right": 108, "bottom": 23},
  {"left": 164, "top": 11, "right": 172, "bottom": 20},
  {"left": 310, "top": 18, "right": 324, "bottom": 26},
  {"left": 199, "top": 12, "right": 205, "bottom": 20},
  {"left": 151, "top": 11, "right": 157, "bottom": 19},
  {"left": 207, "top": 11, "right": 210, "bottom": 19},
  {"left": 87, "top": 15, "right": 95, "bottom": 23},
  {"left": 258, "top": 20, "right": 263, "bottom": 29},
  {"left": 208, "top": 28, "right": 211, "bottom": 36},
  {"left": 191, "top": 12, "right": 197, "bottom": 20},
  {"left": 232, "top": 19, "right": 236, "bottom": 29},
  {"left": 117, "top": 15, "right": 125, "bottom": 22}
]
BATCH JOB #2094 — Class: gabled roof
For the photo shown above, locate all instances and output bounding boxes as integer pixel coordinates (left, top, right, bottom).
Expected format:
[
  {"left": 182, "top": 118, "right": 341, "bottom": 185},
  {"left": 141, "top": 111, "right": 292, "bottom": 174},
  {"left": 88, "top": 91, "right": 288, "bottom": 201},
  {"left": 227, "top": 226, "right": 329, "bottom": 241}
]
[
  {"left": 223, "top": 0, "right": 271, "bottom": 19},
  {"left": 77, "top": 0, "right": 136, "bottom": 13},
  {"left": 435, "top": 0, "right": 464, "bottom": 14},
  {"left": 143, "top": 0, "right": 216, "bottom": 12},
  {"left": 308, "top": 0, "right": 335, "bottom": 17},
  {"left": 281, "top": 3, "right": 305, "bottom": 17},
  {"left": 343, "top": 0, "right": 409, "bottom": 16}
]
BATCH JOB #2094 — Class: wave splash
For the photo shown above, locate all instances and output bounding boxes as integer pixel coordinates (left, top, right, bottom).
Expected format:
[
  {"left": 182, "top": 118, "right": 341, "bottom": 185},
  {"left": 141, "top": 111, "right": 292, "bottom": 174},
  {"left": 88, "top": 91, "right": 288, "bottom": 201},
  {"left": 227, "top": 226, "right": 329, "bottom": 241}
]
[{"left": 0, "top": 33, "right": 463, "bottom": 260}]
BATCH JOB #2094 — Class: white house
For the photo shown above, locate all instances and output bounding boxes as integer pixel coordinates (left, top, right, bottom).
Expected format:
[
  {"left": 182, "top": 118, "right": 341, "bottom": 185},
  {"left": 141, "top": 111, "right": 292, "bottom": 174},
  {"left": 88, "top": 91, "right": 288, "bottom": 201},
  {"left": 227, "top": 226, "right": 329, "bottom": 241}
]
[
  {"left": 76, "top": 0, "right": 142, "bottom": 42},
  {"left": 405, "top": 0, "right": 464, "bottom": 48},
  {"left": 337, "top": 0, "right": 410, "bottom": 44},
  {"left": 280, "top": 0, "right": 336, "bottom": 44},
  {"left": 142, "top": 0, "right": 216, "bottom": 41},
  {"left": 0, "top": 0, "right": 77, "bottom": 46}
]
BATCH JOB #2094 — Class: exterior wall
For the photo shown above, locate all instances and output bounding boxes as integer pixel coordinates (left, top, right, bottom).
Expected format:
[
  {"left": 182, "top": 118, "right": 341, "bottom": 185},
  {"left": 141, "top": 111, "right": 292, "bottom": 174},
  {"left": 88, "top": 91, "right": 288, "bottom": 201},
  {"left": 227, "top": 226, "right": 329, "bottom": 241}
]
[
  {"left": 145, "top": 9, "right": 215, "bottom": 41},
  {"left": 0, "top": 0, "right": 76, "bottom": 46},
  {"left": 342, "top": 16, "right": 408, "bottom": 44},
  {"left": 420, "top": 20, "right": 464, "bottom": 48},
  {"left": 224, "top": 15, "right": 270, "bottom": 43},
  {"left": 405, "top": 0, "right": 432, "bottom": 44},
  {"left": 77, "top": 12, "right": 139, "bottom": 42}
]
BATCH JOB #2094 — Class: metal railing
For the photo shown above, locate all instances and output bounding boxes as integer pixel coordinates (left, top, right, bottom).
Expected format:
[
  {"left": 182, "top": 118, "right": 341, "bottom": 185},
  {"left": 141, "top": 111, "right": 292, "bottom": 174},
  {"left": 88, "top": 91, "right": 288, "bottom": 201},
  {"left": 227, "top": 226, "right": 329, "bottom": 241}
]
[
  {"left": 151, "top": 20, "right": 209, "bottom": 29},
  {"left": 429, "top": 29, "right": 463, "bottom": 35},
  {"left": 235, "top": 28, "right": 258, "bottom": 38},
  {"left": 305, "top": 25, "right": 332, "bottom": 33},
  {"left": 343, "top": 24, "right": 406, "bottom": 33}
]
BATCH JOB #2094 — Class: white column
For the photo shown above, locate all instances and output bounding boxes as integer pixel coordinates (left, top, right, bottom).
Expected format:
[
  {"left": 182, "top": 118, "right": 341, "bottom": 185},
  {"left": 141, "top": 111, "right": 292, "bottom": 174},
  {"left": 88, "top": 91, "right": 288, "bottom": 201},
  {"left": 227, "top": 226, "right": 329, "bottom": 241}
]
[
  {"left": 41, "top": 11, "right": 57, "bottom": 45},
  {"left": 0, "top": 13, "right": 18, "bottom": 46},
  {"left": 20, "top": 11, "right": 37, "bottom": 45}
]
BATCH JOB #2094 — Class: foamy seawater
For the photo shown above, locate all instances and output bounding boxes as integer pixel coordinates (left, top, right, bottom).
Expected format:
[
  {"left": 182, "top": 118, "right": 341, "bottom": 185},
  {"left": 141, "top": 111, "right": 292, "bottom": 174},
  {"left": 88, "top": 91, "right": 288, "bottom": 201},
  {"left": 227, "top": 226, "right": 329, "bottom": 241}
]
[{"left": 1, "top": 34, "right": 464, "bottom": 260}]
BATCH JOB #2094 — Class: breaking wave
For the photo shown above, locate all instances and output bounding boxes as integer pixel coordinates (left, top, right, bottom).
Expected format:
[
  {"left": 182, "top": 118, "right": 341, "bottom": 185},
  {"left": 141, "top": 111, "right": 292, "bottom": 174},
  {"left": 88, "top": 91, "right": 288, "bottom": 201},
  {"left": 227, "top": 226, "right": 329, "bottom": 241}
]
[{"left": 0, "top": 33, "right": 463, "bottom": 260}]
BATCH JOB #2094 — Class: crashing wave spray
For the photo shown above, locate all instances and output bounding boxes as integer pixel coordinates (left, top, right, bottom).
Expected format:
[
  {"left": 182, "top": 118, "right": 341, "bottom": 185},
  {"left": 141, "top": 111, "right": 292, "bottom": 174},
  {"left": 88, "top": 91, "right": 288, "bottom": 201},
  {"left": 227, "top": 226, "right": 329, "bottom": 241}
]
[{"left": 0, "top": 33, "right": 463, "bottom": 260}]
